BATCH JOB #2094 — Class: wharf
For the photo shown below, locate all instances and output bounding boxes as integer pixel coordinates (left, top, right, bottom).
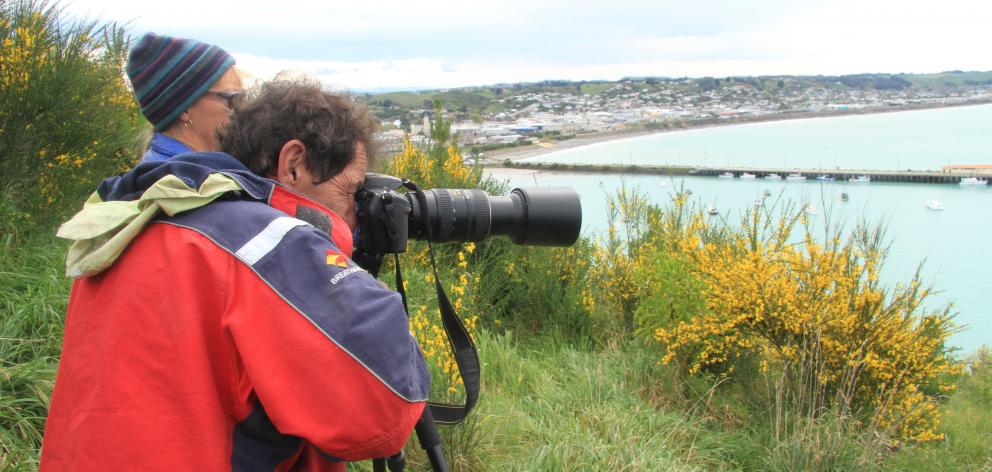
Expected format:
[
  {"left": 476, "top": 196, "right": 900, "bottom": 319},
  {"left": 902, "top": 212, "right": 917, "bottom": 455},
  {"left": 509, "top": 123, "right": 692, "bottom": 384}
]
[{"left": 494, "top": 162, "right": 987, "bottom": 184}]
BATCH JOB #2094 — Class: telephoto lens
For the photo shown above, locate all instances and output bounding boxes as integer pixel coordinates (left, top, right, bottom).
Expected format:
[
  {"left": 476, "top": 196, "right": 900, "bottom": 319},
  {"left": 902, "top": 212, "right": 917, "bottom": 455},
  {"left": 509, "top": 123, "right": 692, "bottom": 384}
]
[
  {"left": 356, "top": 173, "right": 582, "bottom": 256},
  {"left": 409, "top": 187, "right": 581, "bottom": 246}
]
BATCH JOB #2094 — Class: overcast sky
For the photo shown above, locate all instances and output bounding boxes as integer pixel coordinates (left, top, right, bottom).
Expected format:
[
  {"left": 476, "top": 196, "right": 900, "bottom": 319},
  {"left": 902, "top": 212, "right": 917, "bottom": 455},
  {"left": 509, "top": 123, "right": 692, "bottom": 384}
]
[{"left": 64, "top": 0, "right": 992, "bottom": 92}]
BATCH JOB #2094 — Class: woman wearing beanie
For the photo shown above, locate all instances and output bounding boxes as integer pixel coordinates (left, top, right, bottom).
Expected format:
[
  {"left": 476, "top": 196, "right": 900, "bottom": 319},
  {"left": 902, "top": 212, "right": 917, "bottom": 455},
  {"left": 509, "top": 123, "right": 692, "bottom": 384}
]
[{"left": 127, "top": 32, "right": 243, "bottom": 162}]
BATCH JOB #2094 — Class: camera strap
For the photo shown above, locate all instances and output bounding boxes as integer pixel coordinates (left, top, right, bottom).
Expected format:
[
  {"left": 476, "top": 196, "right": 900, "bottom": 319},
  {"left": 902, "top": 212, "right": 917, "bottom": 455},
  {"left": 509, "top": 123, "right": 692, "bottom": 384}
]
[{"left": 394, "top": 181, "right": 480, "bottom": 425}]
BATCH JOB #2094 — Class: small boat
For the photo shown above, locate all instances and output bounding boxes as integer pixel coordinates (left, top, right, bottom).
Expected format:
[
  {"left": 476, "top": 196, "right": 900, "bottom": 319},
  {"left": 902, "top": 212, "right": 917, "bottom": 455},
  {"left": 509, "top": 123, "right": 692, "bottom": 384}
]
[
  {"left": 925, "top": 200, "right": 944, "bottom": 211},
  {"left": 841, "top": 192, "right": 849, "bottom": 202},
  {"left": 741, "top": 172, "right": 757, "bottom": 180},
  {"left": 849, "top": 175, "right": 871, "bottom": 183},
  {"left": 805, "top": 204, "right": 819, "bottom": 215},
  {"left": 763, "top": 189, "right": 772, "bottom": 197},
  {"left": 765, "top": 173, "right": 782, "bottom": 180},
  {"left": 786, "top": 173, "right": 806, "bottom": 181},
  {"left": 959, "top": 177, "right": 989, "bottom": 186},
  {"left": 707, "top": 203, "right": 719, "bottom": 215},
  {"left": 660, "top": 181, "right": 669, "bottom": 187},
  {"left": 718, "top": 172, "right": 734, "bottom": 179},
  {"left": 816, "top": 175, "right": 836, "bottom": 182},
  {"left": 753, "top": 198, "right": 764, "bottom": 207}
]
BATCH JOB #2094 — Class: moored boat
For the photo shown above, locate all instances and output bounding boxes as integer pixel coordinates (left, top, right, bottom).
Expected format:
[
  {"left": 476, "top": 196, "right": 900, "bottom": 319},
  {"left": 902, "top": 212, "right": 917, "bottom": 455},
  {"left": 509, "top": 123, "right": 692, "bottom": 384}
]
[
  {"left": 849, "top": 175, "right": 871, "bottom": 183},
  {"left": 959, "top": 177, "right": 988, "bottom": 186},
  {"left": 925, "top": 200, "right": 944, "bottom": 211},
  {"left": 765, "top": 173, "right": 782, "bottom": 180},
  {"left": 741, "top": 172, "right": 757, "bottom": 179},
  {"left": 816, "top": 175, "right": 836, "bottom": 181},
  {"left": 786, "top": 173, "right": 806, "bottom": 181},
  {"left": 718, "top": 172, "right": 734, "bottom": 179}
]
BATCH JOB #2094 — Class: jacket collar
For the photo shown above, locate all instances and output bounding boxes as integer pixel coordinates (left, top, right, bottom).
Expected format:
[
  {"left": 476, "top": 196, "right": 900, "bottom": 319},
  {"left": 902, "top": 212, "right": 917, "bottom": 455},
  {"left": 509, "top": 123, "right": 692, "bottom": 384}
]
[{"left": 86, "top": 151, "right": 353, "bottom": 261}]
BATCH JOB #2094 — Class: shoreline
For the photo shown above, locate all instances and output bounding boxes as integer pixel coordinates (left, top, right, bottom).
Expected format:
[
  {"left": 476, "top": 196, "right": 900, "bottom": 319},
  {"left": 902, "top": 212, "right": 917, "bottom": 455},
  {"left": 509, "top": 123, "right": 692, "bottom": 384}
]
[{"left": 482, "top": 99, "right": 992, "bottom": 164}]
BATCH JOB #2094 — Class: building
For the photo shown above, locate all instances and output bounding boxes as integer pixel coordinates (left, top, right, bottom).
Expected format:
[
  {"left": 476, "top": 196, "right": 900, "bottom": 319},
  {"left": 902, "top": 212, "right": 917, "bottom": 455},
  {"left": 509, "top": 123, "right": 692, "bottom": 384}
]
[{"left": 940, "top": 164, "right": 992, "bottom": 175}]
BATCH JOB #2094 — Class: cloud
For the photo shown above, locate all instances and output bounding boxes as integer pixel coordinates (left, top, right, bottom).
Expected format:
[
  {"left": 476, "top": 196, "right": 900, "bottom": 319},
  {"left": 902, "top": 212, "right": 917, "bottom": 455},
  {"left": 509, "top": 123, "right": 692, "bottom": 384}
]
[{"left": 64, "top": 0, "right": 992, "bottom": 90}]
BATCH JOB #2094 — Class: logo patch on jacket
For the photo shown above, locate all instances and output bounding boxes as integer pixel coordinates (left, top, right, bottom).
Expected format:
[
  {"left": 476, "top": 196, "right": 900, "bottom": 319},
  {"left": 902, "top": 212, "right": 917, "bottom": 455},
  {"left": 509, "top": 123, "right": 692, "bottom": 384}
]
[{"left": 326, "top": 250, "right": 349, "bottom": 268}]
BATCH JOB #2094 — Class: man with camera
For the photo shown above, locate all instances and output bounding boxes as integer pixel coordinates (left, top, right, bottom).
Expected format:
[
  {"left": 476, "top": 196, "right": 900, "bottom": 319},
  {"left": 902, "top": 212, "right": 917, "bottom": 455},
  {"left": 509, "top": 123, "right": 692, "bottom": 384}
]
[{"left": 42, "top": 79, "right": 430, "bottom": 471}]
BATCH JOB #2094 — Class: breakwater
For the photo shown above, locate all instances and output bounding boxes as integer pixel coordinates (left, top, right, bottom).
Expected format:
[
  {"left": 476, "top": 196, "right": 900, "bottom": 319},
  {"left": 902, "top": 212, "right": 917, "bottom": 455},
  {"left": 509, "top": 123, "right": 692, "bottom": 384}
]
[{"left": 492, "top": 162, "right": 987, "bottom": 184}]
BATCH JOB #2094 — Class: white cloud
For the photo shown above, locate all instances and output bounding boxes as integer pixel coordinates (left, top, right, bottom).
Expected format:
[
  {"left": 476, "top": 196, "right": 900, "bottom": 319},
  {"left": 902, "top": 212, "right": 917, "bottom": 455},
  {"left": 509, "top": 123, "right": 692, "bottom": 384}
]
[{"left": 64, "top": 0, "right": 992, "bottom": 90}]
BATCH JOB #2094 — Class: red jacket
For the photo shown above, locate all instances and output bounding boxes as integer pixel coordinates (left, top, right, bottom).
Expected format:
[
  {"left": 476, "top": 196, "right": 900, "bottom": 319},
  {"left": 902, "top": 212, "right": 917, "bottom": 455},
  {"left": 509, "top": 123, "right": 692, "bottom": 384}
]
[{"left": 41, "top": 153, "right": 430, "bottom": 471}]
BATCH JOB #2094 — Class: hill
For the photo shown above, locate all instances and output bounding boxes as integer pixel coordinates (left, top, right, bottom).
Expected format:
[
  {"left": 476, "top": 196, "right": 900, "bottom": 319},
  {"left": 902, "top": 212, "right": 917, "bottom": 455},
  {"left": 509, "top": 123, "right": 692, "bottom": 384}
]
[{"left": 360, "top": 71, "right": 992, "bottom": 127}]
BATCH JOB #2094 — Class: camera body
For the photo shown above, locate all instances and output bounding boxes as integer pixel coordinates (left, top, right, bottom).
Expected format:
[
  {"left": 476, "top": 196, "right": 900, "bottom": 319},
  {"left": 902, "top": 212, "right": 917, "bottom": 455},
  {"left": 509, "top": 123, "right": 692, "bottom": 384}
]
[
  {"left": 355, "top": 174, "right": 414, "bottom": 255},
  {"left": 354, "top": 173, "right": 582, "bottom": 258}
]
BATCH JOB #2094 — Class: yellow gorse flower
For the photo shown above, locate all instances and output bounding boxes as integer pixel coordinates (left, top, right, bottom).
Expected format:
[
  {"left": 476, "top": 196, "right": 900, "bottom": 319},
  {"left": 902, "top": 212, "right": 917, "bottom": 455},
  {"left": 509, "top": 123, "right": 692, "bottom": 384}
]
[{"left": 637, "top": 197, "right": 959, "bottom": 442}]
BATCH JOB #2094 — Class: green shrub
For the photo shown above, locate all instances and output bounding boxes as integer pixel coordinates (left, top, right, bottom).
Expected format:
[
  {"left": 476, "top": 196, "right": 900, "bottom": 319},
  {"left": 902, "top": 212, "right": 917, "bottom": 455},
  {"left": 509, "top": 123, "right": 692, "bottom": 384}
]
[{"left": 1, "top": 0, "right": 143, "bottom": 231}]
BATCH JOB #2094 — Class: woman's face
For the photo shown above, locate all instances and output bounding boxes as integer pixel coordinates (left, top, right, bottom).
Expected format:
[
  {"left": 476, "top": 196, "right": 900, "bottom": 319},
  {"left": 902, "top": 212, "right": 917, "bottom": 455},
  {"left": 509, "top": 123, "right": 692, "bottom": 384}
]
[{"left": 185, "top": 67, "right": 243, "bottom": 151}]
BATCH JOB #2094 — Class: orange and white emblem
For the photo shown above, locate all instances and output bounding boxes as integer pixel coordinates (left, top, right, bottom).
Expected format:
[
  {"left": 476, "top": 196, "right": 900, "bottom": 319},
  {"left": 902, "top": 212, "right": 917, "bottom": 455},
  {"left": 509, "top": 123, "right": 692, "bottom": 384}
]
[{"left": 325, "top": 250, "right": 349, "bottom": 268}]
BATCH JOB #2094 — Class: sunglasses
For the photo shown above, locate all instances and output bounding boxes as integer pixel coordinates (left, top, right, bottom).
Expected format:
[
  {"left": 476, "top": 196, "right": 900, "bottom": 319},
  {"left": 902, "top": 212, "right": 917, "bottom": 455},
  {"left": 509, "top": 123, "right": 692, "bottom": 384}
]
[{"left": 204, "top": 90, "right": 245, "bottom": 110}]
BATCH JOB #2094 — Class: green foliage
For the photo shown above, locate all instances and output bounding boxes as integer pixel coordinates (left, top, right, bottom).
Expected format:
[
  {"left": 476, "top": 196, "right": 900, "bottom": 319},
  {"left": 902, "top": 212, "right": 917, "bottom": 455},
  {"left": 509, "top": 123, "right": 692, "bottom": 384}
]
[
  {"left": 884, "top": 347, "right": 992, "bottom": 470},
  {"left": 0, "top": 0, "right": 144, "bottom": 231},
  {"left": 0, "top": 233, "right": 71, "bottom": 470},
  {"left": 632, "top": 252, "right": 708, "bottom": 344},
  {"left": 473, "top": 240, "right": 597, "bottom": 345}
]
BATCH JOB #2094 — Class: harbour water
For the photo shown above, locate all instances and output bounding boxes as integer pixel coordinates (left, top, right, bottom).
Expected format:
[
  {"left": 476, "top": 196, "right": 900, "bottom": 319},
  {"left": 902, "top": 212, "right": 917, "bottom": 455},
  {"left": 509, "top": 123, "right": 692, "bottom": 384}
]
[{"left": 486, "top": 105, "right": 991, "bottom": 353}]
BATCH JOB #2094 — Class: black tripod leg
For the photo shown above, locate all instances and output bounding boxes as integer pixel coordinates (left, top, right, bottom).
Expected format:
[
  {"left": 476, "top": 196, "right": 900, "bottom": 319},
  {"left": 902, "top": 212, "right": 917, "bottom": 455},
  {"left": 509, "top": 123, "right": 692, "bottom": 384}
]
[{"left": 416, "top": 408, "right": 449, "bottom": 472}]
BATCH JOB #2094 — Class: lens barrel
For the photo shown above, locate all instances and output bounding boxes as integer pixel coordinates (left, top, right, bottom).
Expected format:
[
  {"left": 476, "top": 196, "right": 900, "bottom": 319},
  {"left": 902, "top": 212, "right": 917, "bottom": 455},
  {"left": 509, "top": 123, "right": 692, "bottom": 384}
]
[
  {"left": 409, "top": 187, "right": 581, "bottom": 247},
  {"left": 410, "top": 189, "right": 492, "bottom": 243}
]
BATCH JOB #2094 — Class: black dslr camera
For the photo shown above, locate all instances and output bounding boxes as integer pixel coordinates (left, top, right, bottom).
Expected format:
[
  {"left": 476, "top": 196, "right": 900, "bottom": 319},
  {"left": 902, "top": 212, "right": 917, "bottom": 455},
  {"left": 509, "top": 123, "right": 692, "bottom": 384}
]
[{"left": 353, "top": 173, "right": 582, "bottom": 271}]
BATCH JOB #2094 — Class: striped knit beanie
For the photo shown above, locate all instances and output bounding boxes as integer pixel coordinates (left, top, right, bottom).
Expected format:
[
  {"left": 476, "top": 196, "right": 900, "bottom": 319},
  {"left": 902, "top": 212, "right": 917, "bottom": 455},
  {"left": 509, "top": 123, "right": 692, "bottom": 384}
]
[{"left": 126, "top": 32, "right": 235, "bottom": 131}]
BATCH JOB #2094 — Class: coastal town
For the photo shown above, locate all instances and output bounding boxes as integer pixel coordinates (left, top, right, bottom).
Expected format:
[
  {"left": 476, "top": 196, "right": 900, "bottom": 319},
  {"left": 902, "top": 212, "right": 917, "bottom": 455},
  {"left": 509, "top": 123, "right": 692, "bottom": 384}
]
[{"left": 368, "top": 72, "right": 992, "bottom": 156}]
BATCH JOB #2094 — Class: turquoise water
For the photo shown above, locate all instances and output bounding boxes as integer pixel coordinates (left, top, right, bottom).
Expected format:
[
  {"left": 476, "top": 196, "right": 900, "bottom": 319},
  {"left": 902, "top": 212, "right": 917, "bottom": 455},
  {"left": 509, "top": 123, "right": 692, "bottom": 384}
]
[
  {"left": 488, "top": 106, "right": 991, "bottom": 353},
  {"left": 524, "top": 104, "right": 992, "bottom": 171}
]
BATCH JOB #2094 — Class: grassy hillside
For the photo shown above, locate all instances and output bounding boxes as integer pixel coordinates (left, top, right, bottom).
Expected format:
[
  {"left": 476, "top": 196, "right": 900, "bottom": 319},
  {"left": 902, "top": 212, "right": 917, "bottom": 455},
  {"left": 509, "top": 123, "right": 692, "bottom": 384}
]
[{"left": 900, "top": 70, "right": 992, "bottom": 89}]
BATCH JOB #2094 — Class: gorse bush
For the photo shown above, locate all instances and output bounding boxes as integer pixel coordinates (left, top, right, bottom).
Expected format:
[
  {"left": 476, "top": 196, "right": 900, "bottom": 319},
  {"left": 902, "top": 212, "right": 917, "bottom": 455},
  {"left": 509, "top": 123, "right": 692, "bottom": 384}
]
[
  {"left": 637, "top": 196, "right": 959, "bottom": 443},
  {"left": 0, "top": 0, "right": 142, "bottom": 232}
]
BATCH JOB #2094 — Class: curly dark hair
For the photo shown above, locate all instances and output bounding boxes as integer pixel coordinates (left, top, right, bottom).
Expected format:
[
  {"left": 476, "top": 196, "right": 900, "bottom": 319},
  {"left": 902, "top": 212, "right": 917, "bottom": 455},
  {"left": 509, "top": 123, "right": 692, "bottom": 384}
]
[{"left": 219, "top": 77, "right": 378, "bottom": 182}]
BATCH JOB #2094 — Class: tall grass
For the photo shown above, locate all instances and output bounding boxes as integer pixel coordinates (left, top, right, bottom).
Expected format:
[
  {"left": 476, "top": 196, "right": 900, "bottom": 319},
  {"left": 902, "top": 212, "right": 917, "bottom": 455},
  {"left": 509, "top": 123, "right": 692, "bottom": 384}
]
[
  {"left": 0, "top": 233, "right": 70, "bottom": 470},
  {"left": 883, "top": 347, "right": 992, "bottom": 470},
  {"left": 393, "top": 330, "right": 743, "bottom": 471}
]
